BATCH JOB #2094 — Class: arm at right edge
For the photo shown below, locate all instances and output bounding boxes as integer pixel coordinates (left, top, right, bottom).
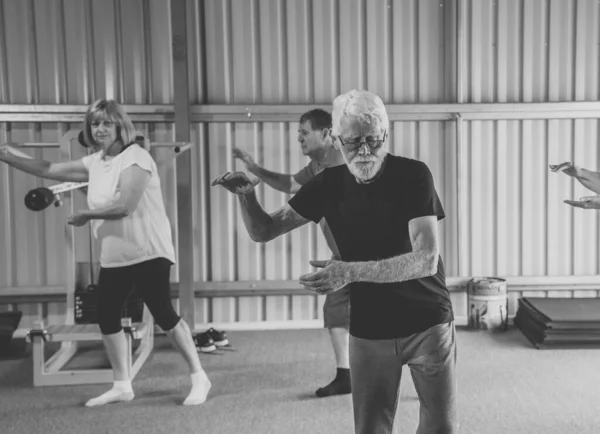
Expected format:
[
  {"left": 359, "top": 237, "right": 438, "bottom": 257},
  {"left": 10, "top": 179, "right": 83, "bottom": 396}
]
[{"left": 577, "top": 168, "right": 600, "bottom": 195}]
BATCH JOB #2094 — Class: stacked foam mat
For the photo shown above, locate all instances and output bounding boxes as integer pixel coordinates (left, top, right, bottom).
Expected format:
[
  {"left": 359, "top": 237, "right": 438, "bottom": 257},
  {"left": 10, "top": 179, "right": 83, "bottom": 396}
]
[{"left": 514, "top": 297, "right": 600, "bottom": 349}]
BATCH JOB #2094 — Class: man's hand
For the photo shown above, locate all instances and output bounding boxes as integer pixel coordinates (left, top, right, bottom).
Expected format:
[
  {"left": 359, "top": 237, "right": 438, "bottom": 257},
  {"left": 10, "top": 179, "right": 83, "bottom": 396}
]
[
  {"left": 299, "top": 260, "right": 353, "bottom": 295},
  {"left": 211, "top": 171, "right": 260, "bottom": 195},
  {"left": 550, "top": 161, "right": 581, "bottom": 178},
  {"left": 67, "top": 212, "right": 91, "bottom": 227},
  {"left": 232, "top": 148, "right": 257, "bottom": 169},
  {"left": 564, "top": 196, "right": 600, "bottom": 210}
]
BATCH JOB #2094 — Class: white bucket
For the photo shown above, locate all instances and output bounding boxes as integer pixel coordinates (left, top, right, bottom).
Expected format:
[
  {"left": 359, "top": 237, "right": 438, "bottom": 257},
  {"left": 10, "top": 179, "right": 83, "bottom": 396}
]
[{"left": 467, "top": 277, "right": 508, "bottom": 330}]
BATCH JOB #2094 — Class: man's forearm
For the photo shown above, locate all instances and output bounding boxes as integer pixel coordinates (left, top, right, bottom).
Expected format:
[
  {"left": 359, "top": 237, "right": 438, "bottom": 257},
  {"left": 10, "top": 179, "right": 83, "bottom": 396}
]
[
  {"left": 349, "top": 250, "right": 438, "bottom": 284},
  {"left": 577, "top": 169, "right": 600, "bottom": 194},
  {"left": 238, "top": 191, "right": 275, "bottom": 242},
  {"left": 248, "top": 164, "right": 293, "bottom": 193}
]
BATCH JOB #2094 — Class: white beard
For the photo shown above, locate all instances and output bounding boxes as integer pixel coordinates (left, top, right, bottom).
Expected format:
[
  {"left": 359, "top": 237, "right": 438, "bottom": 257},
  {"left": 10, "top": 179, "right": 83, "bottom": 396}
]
[{"left": 345, "top": 156, "right": 383, "bottom": 182}]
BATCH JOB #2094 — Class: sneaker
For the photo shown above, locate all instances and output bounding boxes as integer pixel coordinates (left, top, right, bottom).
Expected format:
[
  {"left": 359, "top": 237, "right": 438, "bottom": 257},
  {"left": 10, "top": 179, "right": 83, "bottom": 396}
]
[
  {"left": 206, "top": 328, "right": 229, "bottom": 347},
  {"left": 193, "top": 332, "right": 216, "bottom": 353}
]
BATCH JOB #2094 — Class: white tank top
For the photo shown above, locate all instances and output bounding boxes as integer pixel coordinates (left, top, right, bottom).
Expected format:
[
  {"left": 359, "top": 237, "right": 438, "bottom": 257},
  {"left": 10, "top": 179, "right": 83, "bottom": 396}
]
[{"left": 81, "top": 144, "right": 176, "bottom": 268}]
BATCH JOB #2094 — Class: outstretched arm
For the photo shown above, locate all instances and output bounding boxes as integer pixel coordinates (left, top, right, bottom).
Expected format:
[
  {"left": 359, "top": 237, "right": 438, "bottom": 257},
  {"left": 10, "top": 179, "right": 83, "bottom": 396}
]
[
  {"left": 575, "top": 168, "right": 600, "bottom": 195},
  {"left": 0, "top": 144, "right": 88, "bottom": 183},
  {"left": 550, "top": 162, "right": 600, "bottom": 195},
  {"left": 211, "top": 171, "right": 310, "bottom": 242},
  {"left": 232, "top": 147, "right": 302, "bottom": 194}
]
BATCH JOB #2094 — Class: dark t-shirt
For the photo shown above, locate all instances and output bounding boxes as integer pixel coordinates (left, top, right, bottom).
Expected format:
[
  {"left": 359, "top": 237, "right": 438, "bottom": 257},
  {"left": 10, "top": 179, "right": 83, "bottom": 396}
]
[{"left": 288, "top": 154, "right": 454, "bottom": 339}]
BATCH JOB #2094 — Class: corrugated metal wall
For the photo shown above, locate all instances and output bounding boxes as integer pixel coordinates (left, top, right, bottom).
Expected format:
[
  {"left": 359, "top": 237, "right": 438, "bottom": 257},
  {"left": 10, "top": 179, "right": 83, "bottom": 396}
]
[
  {"left": 464, "top": 0, "right": 600, "bottom": 102},
  {"left": 462, "top": 118, "right": 600, "bottom": 277},
  {"left": 202, "top": 0, "right": 457, "bottom": 104},
  {"left": 2, "top": 0, "right": 599, "bottom": 105},
  {"left": 2, "top": 0, "right": 600, "bottom": 330}
]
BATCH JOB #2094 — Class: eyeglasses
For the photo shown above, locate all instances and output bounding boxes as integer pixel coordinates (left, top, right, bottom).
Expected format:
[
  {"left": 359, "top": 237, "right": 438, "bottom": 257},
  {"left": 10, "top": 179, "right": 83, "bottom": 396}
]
[{"left": 337, "top": 131, "right": 387, "bottom": 153}]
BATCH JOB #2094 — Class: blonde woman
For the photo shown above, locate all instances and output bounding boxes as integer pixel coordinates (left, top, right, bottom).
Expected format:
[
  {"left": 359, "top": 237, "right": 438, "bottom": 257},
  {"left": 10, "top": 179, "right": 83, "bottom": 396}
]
[{"left": 0, "top": 99, "right": 210, "bottom": 407}]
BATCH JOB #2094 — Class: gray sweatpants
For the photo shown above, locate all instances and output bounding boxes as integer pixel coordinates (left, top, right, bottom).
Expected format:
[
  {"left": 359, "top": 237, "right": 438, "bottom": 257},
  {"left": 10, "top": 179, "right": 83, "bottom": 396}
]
[{"left": 349, "top": 321, "right": 457, "bottom": 434}]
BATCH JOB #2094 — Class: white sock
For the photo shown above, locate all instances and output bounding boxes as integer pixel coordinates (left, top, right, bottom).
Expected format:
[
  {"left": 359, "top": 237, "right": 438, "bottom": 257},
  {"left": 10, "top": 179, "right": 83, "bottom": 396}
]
[
  {"left": 85, "top": 380, "right": 134, "bottom": 407},
  {"left": 183, "top": 370, "right": 211, "bottom": 405}
]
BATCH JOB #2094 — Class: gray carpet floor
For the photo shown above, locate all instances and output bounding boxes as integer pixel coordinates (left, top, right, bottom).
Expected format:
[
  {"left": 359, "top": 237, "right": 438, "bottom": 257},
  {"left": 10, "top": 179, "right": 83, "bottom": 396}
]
[{"left": 1, "top": 327, "right": 600, "bottom": 434}]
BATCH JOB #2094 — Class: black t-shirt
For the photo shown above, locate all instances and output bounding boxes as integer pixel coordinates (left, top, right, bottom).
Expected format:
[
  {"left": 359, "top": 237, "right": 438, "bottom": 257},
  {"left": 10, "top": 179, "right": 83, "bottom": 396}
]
[{"left": 288, "top": 154, "right": 454, "bottom": 339}]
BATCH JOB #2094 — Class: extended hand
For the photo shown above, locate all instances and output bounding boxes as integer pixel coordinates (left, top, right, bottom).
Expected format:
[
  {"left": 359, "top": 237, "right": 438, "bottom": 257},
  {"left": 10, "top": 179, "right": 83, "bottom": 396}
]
[
  {"left": 211, "top": 171, "right": 260, "bottom": 195},
  {"left": 550, "top": 161, "right": 581, "bottom": 178},
  {"left": 0, "top": 144, "right": 13, "bottom": 162},
  {"left": 299, "top": 260, "right": 352, "bottom": 295},
  {"left": 67, "top": 212, "right": 90, "bottom": 227},
  {"left": 232, "top": 147, "right": 256, "bottom": 168},
  {"left": 564, "top": 196, "right": 600, "bottom": 210}
]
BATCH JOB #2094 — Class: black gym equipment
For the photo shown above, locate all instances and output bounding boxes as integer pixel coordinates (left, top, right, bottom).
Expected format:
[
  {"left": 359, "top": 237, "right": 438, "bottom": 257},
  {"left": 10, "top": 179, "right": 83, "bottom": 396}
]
[
  {"left": 515, "top": 297, "right": 600, "bottom": 349},
  {"left": 0, "top": 311, "right": 27, "bottom": 359}
]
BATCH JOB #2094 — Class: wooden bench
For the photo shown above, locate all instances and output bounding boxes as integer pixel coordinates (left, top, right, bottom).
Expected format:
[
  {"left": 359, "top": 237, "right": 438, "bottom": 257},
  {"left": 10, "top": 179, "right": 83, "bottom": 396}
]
[{"left": 28, "top": 315, "right": 154, "bottom": 387}]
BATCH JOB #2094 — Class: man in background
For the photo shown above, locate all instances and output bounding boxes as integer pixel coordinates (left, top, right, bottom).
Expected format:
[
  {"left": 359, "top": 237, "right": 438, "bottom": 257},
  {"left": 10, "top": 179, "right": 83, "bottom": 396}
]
[{"left": 232, "top": 108, "right": 351, "bottom": 398}]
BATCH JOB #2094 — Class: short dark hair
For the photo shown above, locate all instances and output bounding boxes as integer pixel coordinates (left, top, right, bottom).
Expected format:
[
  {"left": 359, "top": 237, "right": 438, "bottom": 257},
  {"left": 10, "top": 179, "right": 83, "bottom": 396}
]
[{"left": 299, "top": 109, "right": 332, "bottom": 131}]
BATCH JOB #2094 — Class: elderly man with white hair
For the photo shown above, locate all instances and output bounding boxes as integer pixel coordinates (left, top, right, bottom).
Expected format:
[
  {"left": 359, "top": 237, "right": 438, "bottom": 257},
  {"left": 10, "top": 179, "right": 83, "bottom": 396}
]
[{"left": 212, "top": 89, "right": 457, "bottom": 434}]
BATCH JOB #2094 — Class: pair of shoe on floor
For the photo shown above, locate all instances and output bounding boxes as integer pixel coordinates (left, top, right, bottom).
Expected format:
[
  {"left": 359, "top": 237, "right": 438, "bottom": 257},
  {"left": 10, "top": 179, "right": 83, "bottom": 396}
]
[{"left": 193, "top": 328, "right": 229, "bottom": 352}]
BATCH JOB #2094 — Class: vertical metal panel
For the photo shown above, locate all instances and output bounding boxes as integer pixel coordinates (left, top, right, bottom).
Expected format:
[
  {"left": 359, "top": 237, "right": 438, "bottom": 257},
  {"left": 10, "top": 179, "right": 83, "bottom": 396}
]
[
  {"left": 3, "top": 0, "right": 38, "bottom": 103},
  {"left": 147, "top": 0, "right": 173, "bottom": 103},
  {"left": 239, "top": 296, "right": 263, "bottom": 322},
  {"left": 338, "top": 0, "right": 367, "bottom": 94},
  {"left": 520, "top": 120, "right": 547, "bottom": 275},
  {"left": 392, "top": 0, "right": 419, "bottom": 102},
  {"left": 467, "top": 0, "right": 495, "bottom": 102},
  {"left": 231, "top": 0, "right": 260, "bottom": 103},
  {"left": 2, "top": 0, "right": 598, "bottom": 104},
  {"left": 285, "top": 0, "right": 313, "bottom": 102},
  {"left": 546, "top": 120, "right": 573, "bottom": 275},
  {"left": 467, "top": 121, "right": 496, "bottom": 273},
  {"left": 573, "top": 0, "right": 600, "bottom": 100},
  {"left": 418, "top": 0, "right": 446, "bottom": 102},
  {"left": 0, "top": 0, "right": 173, "bottom": 105},
  {"left": 366, "top": 0, "right": 392, "bottom": 100},
  {"left": 261, "top": 122, "right": 292, "bottom": 279},
  {"left": 119, "top": 0, "right": 149, "bottom": 103},
  {"left": 0, "top": 1, "right": 9, "bottom": 102},
  {"left": 496, "top": 0, "right": 521, "bottom": 102},
  {"left": 312, "top": 0, "right": 338, "bottom": 102},
  {"left": 199, "top": 0, "right": 453, "bottom": 104},
  {"left": 466, "top": 0, "right": 600, "bottom": 102},
  {"left": 291, "top": 295, "right": 316, "bottom": 320},
  {"left": 391, "top": 121, "right": 458, "bottom": 276},
  {"left": 495, "top": 120, "right": 522, "bottom": 276},
  {"left": 62, "top": 0, "right": 93, "bottom": 103},
  {"left": 572, "top": 120, "right": 600, "bottom": 275},
  {"left": 203, "top": 0, "right": 232, "bottom": 103},
  {"left": 258, "top": 0, "right": 288, "bottom": 103}
]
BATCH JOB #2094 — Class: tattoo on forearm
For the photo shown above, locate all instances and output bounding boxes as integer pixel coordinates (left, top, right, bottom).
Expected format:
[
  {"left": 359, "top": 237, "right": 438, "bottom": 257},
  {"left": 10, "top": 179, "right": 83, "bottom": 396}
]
[
  {"left": 353, "top": 250, "right": 437, "bottom": 284},
  {"left": 237, "top": 195, "right": 307, "bottom": 242},
  {"left": 238, "top": 192, "right": 272, "bottom": 241}
]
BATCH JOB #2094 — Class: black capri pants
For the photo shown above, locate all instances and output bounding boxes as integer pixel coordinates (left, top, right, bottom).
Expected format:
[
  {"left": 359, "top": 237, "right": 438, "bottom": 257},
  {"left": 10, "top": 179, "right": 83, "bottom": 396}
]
[{"left": 97, "top": 257, "right": 180, "bottom": 335}]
